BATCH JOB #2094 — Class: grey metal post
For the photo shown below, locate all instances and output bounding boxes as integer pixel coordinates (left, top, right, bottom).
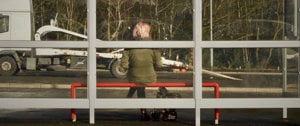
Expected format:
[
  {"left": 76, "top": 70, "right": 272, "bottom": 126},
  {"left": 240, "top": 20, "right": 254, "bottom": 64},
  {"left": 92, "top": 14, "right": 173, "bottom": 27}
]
[
  {"left": 296, "top": 0, "right": 300, "bottom": 98},
  {"left": 282, "top": 48, "right": 287, "bottom": 119},
  {"left": 87, "top": 0, "right": 97, "bottom": 124},
  {"left": 294, "top": 0, "right": 299, "bottom": 38},
  {"left": 210, "top": 0, "right": 214, "bottom": 71},
  {"left": 282, "top": 0, "right": 288, "bottom": 119},
  {"left": 298, "top": 45, "right": 300, "bottom": 98},
  {"left": 194, "top": 0, "right": 203, "bottom": 125}
]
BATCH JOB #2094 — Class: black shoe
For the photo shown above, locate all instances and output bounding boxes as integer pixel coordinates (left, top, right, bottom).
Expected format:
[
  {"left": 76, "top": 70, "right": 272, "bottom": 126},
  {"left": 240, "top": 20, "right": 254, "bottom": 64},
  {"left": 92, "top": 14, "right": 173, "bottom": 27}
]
[
  {"left": 151, "top": 110, "right": 160, "bottom": 121},
  {"left": 167, "top": 110, "right": 177, "bottom": 121},
  {"left": 140, "top": 113, "right": 151, "bottom": 121},
  {"left": 140, "top": 109, "right": 151, "bottom": 121}
]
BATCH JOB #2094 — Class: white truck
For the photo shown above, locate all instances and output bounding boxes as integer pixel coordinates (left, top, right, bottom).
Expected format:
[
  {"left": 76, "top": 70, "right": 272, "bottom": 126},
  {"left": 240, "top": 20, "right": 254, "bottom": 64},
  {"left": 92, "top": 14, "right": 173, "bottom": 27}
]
[{"left": 0, "top": 0, "right": 187, "bottom": 78}]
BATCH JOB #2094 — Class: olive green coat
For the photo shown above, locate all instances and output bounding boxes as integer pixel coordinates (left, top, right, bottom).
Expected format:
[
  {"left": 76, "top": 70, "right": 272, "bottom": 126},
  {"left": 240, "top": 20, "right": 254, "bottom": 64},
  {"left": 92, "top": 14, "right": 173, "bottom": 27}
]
[{"left": 120, "top": 48, "right": 162, "bottom": 84}]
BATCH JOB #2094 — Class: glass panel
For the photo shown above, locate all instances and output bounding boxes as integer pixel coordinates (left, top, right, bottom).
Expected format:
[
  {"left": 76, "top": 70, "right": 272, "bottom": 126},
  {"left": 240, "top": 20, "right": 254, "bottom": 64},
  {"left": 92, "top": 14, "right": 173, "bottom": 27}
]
[
  {"left": 202, "top": 48, "right": 299, "bottom": 98},
  {"left": 33, "top": 0, "right": 87, "bottom": 41},
  {"left": 0, "top": 48, "right": 87, "bottom": 98},
  {"left": 96, "top": 0, "right": 193, "bottom": 41},
  {"left": 203, "top": 0, "right": 299, "bottom": 41},
  {"left": 0, "top": 1, "right": 89, "bottom": 98},
  {"left": 96, "top": 48, "right": 193, "bottom": 99}
]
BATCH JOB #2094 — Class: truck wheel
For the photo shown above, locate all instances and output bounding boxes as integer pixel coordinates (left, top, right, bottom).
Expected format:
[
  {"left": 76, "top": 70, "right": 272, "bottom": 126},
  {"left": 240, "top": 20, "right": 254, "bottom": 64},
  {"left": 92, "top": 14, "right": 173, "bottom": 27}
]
[
  {"left": 0, "top": 56, "right": 18, "bottom": 76},
  {"left": 110, "top": 60, "right": 127, "bottom": 79}
]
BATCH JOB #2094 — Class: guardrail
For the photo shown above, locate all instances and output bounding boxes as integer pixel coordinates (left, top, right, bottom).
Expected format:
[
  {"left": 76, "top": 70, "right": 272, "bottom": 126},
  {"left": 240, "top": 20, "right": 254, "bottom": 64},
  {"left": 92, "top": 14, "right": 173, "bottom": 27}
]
[{"left": 70, "top": 82, "right": 220, "bottom": 124}]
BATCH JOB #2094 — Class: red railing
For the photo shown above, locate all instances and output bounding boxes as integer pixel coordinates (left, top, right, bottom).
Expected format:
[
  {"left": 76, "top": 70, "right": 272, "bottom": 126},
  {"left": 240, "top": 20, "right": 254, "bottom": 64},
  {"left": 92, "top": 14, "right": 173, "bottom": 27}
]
[{"left": 70, "top": 82, "right": 220, "bottom": 124}]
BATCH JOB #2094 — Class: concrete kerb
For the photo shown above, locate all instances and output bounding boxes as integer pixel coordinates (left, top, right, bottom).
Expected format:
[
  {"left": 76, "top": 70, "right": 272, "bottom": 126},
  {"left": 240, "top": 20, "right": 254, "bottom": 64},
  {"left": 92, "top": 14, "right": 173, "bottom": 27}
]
[{"left": 0, "top": 83, "right": 284, "bottom": 94}]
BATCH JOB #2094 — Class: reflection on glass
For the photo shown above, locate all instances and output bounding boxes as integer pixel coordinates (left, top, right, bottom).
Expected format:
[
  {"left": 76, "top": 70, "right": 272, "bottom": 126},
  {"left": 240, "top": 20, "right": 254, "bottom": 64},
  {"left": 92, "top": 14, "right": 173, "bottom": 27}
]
[
  {"left": 33, "top": 0, "right": 87, "bottom": 41},
  {"left": 203, "top": 0, "right": 298, "bottom": 41},
  {"left": 96, "top": 0, "right": 193, "bottom": 41},
  {"left": 202, "top": 48, "right": 299, "bottom": 98},
  {"left": 96, "top": 48, "right": 193, "bottom": 99}
]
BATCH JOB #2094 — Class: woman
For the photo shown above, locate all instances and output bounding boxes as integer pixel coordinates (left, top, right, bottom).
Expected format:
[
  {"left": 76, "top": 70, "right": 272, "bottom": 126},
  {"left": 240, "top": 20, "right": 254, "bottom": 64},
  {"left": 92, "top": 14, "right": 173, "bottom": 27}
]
[{"left": 120, "top": 21, "right": 162, "bottom": 121}]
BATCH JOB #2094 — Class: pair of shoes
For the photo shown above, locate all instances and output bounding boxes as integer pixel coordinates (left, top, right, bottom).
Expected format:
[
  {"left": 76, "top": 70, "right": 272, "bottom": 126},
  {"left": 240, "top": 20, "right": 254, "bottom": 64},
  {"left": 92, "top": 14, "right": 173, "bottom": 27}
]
[
  {"left": 159, "top": 109, "right": 178, "bottom": 121},
  {"left": 140, "top": 110, "right": 151, "bottom": 121}
]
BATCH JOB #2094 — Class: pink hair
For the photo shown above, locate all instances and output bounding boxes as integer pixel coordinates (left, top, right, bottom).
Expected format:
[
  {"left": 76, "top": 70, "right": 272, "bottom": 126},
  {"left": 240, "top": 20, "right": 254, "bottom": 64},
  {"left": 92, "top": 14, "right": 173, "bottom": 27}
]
[{"left": 132, "top": 22, "right": 151, "bottom": 38}]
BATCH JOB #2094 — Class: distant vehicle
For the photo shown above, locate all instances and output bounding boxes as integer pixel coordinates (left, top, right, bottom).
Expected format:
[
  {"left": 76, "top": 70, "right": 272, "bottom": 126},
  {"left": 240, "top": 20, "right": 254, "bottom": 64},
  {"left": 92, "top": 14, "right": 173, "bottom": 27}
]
[{"left": 0, "top": 0, "right": 188, "bottom": 78}]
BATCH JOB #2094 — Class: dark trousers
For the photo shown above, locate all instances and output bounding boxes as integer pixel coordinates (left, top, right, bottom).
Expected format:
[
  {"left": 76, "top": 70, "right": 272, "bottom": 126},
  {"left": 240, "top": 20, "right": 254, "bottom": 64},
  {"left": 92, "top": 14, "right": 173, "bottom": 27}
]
[
  {"left": 127, "top": 87, "right": 145, "bottom": 98},
  {"left": 127, "top": 87, "right": 150, "bottom": 120}
]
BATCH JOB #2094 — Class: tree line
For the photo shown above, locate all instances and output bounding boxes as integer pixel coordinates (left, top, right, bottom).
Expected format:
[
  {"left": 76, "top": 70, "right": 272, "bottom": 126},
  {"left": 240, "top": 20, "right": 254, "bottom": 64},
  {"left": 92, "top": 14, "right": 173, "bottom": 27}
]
[{"left": 32, "top": 0, "right": 295, "bottom": 71}]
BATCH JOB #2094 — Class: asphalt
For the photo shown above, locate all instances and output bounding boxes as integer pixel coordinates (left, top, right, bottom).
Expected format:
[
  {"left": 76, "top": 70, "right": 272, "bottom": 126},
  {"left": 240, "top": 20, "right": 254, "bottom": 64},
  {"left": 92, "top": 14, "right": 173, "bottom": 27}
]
[{"left": 0, "top": 106, "right": 300, "bottom": 126}]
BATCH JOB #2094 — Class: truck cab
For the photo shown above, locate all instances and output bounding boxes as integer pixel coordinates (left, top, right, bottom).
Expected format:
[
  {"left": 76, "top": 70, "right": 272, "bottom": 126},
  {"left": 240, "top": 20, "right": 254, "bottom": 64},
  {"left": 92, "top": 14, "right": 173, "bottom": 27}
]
[
  {"left": 0, "top": 0, "right": 33, "bottom": 75},
  {"left": 0, "top": 0, "right": 32, "bottom": 41}
]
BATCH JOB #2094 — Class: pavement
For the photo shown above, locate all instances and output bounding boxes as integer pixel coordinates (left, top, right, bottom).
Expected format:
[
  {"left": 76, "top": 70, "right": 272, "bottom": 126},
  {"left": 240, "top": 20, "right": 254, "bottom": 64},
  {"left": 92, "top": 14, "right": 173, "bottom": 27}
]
[
  {"left": 0, "top": 87, "right": 300, "bottom": 126},
  {"left": 0, "top": 71, "right": 299, "bottom": 125}
]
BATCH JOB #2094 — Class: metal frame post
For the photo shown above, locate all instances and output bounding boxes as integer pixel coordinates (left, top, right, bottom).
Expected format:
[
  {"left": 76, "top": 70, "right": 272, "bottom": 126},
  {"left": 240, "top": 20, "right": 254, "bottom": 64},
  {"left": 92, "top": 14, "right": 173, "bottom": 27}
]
[
  {"left": 296, "top": 0, "right": 300, "bottom": 98},
  {"left": 194, "top": 0, "right": 203, "bottom": 125},
  {"left": 87, "top": 0, "right": 97, "bottom": 124},
  {"left": 210, "top": 0, "right": 214, "bottom": 71},
  {"left": 282, "top": 48, "right": 288, "bottom": 119}
]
